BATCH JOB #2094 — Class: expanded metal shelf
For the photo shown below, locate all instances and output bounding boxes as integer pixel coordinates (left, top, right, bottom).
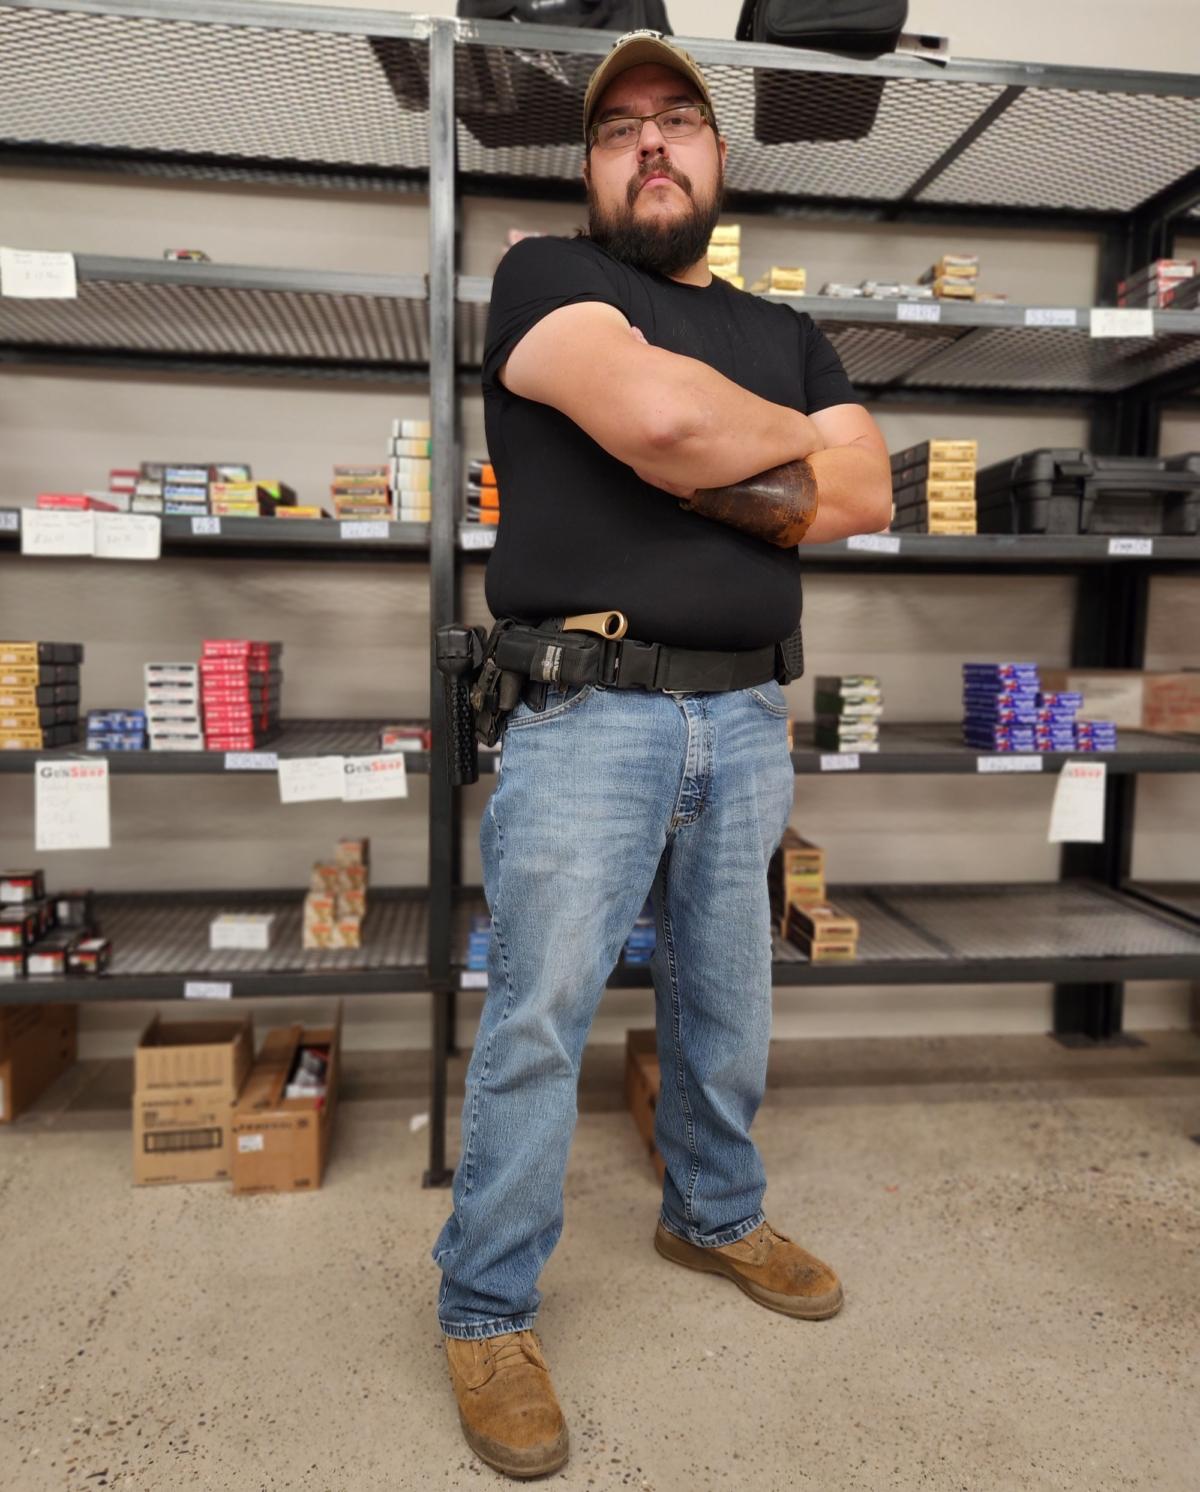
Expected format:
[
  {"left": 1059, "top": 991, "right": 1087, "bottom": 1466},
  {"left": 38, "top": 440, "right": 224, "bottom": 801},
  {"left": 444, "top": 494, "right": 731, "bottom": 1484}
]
[
  {"left": 0, "top": 720, "right": 430, "bottom": 774},
  {"left": 788, "top": 723, "right": 1200, "bottom": 775},
  {"left": 0, "top": 886, "right": 433, "bottom": 1004},
  {"left": 452, "top": 18, "right": 1200, "bottom": 219},
  {"left": 1125, "top": 881, "right": 1200, "bottom": 926},
  {"left": 456, "top": 279, "right": 1200, "bottom": 398},
  {"left": 0, "top": 0, "right": 432, "bottom": 183},
  {"left": 458, "top": 523, "right": 1200, "bottom": 569},
  {"left": 0, "top": 507, "right": 432, "bottom": 559},
  {"left": 0, "top": 256, "right": 431, "bottom": 376},
  {"left": 452, "top": 880, "right": 1200, "bottom": 989}
]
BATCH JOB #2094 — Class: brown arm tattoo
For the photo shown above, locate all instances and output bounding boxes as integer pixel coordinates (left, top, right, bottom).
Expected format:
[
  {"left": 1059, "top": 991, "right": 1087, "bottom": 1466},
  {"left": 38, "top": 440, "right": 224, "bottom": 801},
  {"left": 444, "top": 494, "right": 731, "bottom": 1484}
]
[{"left": 677, "top": 458, "right": 819, "bottom": 547}]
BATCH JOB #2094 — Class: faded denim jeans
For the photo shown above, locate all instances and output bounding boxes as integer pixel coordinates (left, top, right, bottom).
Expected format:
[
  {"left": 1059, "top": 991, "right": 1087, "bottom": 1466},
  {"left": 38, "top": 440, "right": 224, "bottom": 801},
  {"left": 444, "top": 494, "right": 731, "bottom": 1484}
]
[{"left": 431, "top": 674, "right": 796, "bottom": 1341}]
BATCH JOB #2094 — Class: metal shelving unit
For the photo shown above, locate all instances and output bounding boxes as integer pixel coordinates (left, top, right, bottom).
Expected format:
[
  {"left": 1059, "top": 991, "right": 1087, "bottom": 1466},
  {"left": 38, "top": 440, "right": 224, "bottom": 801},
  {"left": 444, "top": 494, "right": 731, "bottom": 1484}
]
[
  {"left": 0, "top": 720, "right": 431, "bottom": 774},
  {"left": 0, "top": 887, "right": 434, "bottom": 1004},
  {"left": 1125, "top": 881, "right": 1200, "bottom": 925},
  {"left": 457, "top": 277, "right": 1200, "bottom": 400},
  {"left": 452, "top": 880, "right": 1200, "bottom": 988},
  {"left": 3, "top": 2, "right": 1200, "bottom": 1185}
]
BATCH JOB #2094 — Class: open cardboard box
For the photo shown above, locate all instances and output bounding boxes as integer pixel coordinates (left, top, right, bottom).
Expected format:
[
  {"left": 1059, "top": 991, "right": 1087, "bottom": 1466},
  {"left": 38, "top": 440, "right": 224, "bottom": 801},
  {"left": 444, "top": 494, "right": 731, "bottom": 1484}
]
[
  {"left": 0, "top": 1002, "right": 77, "bottom": 1122},
  {"left": 231, "top": 1001, "right": 343, "bottom": 1195},
  {"left": 132, "top": 1012, "right": 255, "bottom": 1185}
]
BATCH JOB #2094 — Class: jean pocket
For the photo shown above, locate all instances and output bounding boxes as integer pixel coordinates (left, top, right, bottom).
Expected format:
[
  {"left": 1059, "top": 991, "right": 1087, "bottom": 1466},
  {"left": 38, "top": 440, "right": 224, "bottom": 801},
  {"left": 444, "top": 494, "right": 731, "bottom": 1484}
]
[
  {"left": 505, "top": 681, "right": 596, "bottom": 730},
  {"left": 746, "top": 678, "right": 790, "bottom": 718}
]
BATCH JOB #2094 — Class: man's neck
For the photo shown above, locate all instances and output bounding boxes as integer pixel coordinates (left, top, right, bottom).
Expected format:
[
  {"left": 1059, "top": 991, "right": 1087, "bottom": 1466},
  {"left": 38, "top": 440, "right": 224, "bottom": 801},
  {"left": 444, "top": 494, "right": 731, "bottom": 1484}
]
[{"left": 669, "top": 256, "right": 713, "bottom": 288}]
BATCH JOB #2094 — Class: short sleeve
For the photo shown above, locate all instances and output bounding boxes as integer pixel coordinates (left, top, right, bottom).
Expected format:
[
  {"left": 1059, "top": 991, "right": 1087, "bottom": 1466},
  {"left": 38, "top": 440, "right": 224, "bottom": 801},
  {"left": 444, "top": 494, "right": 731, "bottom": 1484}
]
[
  {"left": 481, "top": 237, "right": 629, "bottom": 394},
  {"left": 799, "top": 313, "right": 862, "bottom": 414}
]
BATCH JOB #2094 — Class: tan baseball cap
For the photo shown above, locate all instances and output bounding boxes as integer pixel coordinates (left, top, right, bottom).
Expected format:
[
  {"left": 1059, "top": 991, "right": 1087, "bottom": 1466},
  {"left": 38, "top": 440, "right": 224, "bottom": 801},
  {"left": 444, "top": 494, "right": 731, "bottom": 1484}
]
[{"left": 583, "top": 29, "right": 716, "bottom": 144}]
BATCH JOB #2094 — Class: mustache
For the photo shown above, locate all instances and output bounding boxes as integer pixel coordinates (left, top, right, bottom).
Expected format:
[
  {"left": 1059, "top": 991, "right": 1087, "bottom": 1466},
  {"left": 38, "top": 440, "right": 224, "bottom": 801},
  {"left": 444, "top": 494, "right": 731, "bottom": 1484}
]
[{"left": 626, "top": 159, "right": 693, "bottom": 208}]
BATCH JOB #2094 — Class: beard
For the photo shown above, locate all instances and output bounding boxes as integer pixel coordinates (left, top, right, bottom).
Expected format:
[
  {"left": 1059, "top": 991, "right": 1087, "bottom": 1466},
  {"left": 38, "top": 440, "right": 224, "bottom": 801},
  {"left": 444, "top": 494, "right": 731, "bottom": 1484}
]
[{"left": 586, "top": 156, "right": 724, "bottom": 279}]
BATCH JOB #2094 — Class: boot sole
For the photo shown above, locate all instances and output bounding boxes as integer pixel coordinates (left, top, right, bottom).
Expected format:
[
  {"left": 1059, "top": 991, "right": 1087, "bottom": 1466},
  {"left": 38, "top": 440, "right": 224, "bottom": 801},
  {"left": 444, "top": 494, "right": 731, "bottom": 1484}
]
[
  {"left": 654, "top": 1225, "right": 844, "bottom": 1321},
  {"left": 458, "top": 1414, "right": 570, "bottom": 1480}
]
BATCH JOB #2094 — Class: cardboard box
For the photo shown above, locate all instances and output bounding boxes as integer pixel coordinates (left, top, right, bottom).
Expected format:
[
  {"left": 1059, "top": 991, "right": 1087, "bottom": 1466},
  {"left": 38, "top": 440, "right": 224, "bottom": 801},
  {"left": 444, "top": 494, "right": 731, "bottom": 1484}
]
[
  {"left": 624, "top": 1029, "right": 664, "bottom": 1182},
  {"left": 0, "top": 1003, "right": 77, "bottom": 1121},
  {"left": 133, "top": 1013, "right": 254, "bottom": 1184},
  {"left": 1039, "top": 669, "right": 1200, "bottom": 734},
  {"left": 231, "top": 1007, "right": 342, "bottom": 1195}
]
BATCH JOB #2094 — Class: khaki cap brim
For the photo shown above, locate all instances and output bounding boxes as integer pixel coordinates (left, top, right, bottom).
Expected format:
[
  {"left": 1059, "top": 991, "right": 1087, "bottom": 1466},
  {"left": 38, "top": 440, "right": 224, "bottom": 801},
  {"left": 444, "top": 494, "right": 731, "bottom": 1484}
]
[{"left": 583, "top": 32, "right": 715, "bottom": 144}]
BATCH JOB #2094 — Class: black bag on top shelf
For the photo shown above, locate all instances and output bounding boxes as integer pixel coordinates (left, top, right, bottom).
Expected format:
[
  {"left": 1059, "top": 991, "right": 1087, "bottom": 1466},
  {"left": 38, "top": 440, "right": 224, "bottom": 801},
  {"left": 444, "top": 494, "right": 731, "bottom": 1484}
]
[{"left": 735, "top": 0, "right": 908, "bottom": 144}]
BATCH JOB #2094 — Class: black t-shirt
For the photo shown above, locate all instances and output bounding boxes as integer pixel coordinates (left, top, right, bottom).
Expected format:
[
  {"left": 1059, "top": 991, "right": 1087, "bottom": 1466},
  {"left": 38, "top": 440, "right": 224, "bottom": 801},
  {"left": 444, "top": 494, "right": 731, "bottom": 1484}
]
[{"left": 481, "top": 235, "right": 861, "bottom": 650}]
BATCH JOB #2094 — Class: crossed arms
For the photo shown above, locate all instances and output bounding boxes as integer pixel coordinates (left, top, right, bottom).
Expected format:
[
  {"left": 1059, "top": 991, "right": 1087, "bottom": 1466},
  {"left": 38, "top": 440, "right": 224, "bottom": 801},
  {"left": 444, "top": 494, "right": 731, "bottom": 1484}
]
[{"left": 499, "top": 300, "right": 893, "bottom": 546}]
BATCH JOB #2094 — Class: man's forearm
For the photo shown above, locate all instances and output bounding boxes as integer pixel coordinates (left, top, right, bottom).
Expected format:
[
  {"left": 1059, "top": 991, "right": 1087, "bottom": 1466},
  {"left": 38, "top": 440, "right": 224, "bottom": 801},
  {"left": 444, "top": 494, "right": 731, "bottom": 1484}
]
[
  {"left": 631, "top": 344, "right": 825, "bottom": 489},
  {"left": 679, "top": 443, "right": 892, "bottom": 549}
]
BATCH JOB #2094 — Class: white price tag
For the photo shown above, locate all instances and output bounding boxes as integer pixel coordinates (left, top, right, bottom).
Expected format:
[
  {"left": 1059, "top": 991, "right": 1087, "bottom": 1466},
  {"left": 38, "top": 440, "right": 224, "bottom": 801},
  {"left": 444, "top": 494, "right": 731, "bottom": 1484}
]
[
  {"left": 461, "top": 527, "right": 495, "bottom": 550},
  {"left": 278, "top": 756, "right": 347, "bottom": 803},
  {"left": 191, "top": 516, "right": 221, "bottom": 536},
  {"left": 185, "top": 980, "right": 233, "bottom": 1001},
  {"left": 846, "top": 533, "right": 901, "bottom": 554},
  {"left": 1090, "top": 307, "right": 1154, "bottom": 338},
  {"left": 237, "top": 1133, "right": 264, "bottom": 1152},
  {"left": 224, "top": 752, "right": 278, "bottom": 771},
  {"left": 0, "top": 246, "right": 77, "bottom": 299},
  {"left": 1048, "top": 759, "right": 1106, "bottom": 843},
  {"left": 343, "top": 753, "right": 409, "bottom": 801},
  {"left": 93, "top": 512, "right": 161, "bottom": 561},
  {"left": 460, "top": 971, "right": 488, "bottom": 989},
  {"left": 1024, "top": 308, "right": 1078, "bottom": 328},
  {"left": 340, "top": 520, "right": 390, "bottom": 541},
  {"left": 1108, "top": 537, "right": 1153, "bottom": 557},
  {"left": 35, "top": 759, "right": 111, "bottom": 850},
  {"left": 20, "top": 509, "right": 95, "bottom": 556},
  {"left": 896, "top": 301, "right": 941, "bottom": 323},
  {"left": 0, "top": 511, "right": 19, "bottom": 533},
  {"left": 819, "top": 753, "right": 861, "bottom": 772},
  {"left": 977, "top": 755, "right": 1044, "bottom": 773}
]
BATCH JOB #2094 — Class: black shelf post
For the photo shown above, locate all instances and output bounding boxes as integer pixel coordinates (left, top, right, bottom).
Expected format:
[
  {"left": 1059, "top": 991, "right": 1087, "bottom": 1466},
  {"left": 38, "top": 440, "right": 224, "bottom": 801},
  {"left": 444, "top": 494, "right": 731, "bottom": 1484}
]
[{"left": 424, "top": 14, "right": 459, "bottom": 1188}]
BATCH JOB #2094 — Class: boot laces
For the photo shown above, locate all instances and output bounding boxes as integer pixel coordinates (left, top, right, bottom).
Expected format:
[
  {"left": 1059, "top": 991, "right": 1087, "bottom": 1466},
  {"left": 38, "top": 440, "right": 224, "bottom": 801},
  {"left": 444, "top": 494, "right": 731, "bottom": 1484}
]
[{"left": 490, "top": 1332, "right": 533, "bottom": 1370}]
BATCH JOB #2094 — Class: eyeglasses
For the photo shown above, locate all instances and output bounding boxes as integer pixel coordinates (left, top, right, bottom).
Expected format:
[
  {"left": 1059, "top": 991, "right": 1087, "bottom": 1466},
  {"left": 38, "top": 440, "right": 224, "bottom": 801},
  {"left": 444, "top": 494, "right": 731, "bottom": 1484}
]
[{"left": 590, "top": 102, "right": 711, "bottom": 153}]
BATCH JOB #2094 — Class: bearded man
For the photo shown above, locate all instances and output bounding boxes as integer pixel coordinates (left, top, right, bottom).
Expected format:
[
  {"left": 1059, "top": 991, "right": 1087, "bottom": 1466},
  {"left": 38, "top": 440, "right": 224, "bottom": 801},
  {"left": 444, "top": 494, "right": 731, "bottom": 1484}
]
[{"left": 431, "top": 29, "right": 892, "bottom": 1481}]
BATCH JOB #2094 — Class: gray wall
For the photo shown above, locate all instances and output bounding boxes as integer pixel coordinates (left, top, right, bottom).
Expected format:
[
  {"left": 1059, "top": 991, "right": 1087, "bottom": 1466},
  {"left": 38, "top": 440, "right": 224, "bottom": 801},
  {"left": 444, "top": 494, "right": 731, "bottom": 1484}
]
[{"left": 1, "top": 1, "right": 1198, "bottom": 1057}]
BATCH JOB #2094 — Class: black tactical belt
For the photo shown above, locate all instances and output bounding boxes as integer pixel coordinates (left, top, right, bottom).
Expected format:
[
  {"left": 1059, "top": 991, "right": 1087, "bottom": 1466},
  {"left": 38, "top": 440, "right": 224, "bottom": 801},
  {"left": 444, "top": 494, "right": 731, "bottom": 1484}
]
[{"left": 503, "top": 616, "right": 779, "bottom": 695}]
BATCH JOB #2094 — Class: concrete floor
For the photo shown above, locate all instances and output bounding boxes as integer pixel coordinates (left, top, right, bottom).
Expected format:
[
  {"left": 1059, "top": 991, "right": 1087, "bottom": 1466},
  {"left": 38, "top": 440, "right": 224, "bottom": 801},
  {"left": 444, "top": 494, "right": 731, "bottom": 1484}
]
[{"left": 0, "top": 1031, "right": 1198, "bottom": 1492}]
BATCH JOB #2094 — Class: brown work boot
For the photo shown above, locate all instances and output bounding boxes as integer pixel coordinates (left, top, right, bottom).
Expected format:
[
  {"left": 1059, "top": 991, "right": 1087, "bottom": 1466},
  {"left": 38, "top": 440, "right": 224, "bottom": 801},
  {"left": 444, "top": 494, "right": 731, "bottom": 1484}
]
[
  {"left": 654, "top": 1219, "right": 844, "bottom": 1320},
  {"left": 443, "top": 1328, "right": 569, "bottom": 1479}
]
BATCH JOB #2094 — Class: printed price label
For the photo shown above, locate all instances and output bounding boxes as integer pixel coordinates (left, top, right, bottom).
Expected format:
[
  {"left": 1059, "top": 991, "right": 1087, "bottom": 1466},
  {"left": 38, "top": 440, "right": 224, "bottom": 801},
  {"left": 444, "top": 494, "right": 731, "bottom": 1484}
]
[
  {"left": 237, "top": 1134, "right": 265, "bottom": 1152},
  {"left": 224, "top": 752, "right": 279, "bottom": 771},
  {"left": 1090, "top": 307, "right": 1154, "bottom": 338},
  {"left": 460, "top": 971, "right": 488, "bottom": 989},
  {"left": 35, "top": 759, "right": 111, "bottom": 850},
  {"left": 185, "top": 981, "right": 233, "bottom": 1001},
  {"left": 846, "top": 533, "right": 901, "bottom": 554},
  {"left": 1049, "top": 759, "right": 1106, "bottom": 843},
  {"left": 192, "top": 516, "right": 221, "bottom": 536},
  {"left": 278, "top": 756, "right": 346, "bottom": 803},
  {"left": 0, "top": 246, "right": 77, "bottom": 299},
  {"left": 977, "top": 755, "right": 1043, "bottom": 773},
  {"left": 820, "top": 753, "right": 861, "bottom": 772},
  {"left": 20, "top": 509, "right": 95, "bottom": 556},
  {"left": 1108, "top": 537, "right": 1153, "bottom": 557},
  {"left": 0, "top": 511, "right": 19, "bottom": 532},
  {"left": 343, "top": 753, "right": 409, "bottom": 801},
  {"left": 461, "top": 527, "right": 495, "bottom": 550},
  {"left": 897, "top": 301, "right": 941, "bottom": 323},
  {"left": 93, "top": 512, "right": 161, "bottom": 561},
  {"left": 1024, "top": 308, "right": 1078, "bottom": 327},
  {"left": 340, "top": 520, "right": 390, "bottom": 541}
]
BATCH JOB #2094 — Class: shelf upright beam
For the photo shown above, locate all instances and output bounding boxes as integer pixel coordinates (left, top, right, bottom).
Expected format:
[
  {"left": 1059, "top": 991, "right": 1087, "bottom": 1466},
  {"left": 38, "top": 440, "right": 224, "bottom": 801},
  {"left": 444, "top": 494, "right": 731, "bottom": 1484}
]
[{"left": 425, "top": 13, "right": 459, "bottom": 1187}]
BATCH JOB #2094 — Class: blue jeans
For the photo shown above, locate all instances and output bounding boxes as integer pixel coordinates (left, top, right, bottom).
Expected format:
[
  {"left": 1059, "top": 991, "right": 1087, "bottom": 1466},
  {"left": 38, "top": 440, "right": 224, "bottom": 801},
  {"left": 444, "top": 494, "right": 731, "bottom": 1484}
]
[{"left": 431, "top": 675, "right": 796, "bottom": 1341}]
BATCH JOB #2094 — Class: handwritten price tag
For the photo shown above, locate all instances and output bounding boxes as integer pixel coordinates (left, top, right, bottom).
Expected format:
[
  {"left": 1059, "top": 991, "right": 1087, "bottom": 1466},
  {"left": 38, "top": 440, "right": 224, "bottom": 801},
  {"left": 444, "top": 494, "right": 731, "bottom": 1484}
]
[
  {"left": 343, "top": 753, "right": 409, "bottom": 801},
  {"left": 185, "top": 981, "right": 232, "bottom": 1001},
  {"left": 1024, "top": 308, "right": 1077, "bottom": 327},
  {"left": 0, "top": 246, "right": 77, "bottom": 299},
  {"left": 461, "top": 527, "right": 495, "bottom": 550},
  {"left": 847, "top": 534, "right": 901, "bottom": 554},
  {"left": 35, "top": 759, "right": 110, "bottom": 850},
  {"left": 340, "top": 521, "right": 389, "bottom": 541},
  {"left": 224, "top": 752, "right": 278, "bottom": 771},
  {"left": 1108, "top": 537, "right": 1152, "bottom": 557},
  {"left": 819, "top": 754, "right": 861, "bottom": 772},
  {"left": 1090, "top": 307, "right": 1153, "bottom": 338},
  {"left": 1048, "top": 759, "right": 1106, "bottom": 843},
  {"left": 192, "top": 516, "right": 221, "bottom": 536},
  {"left": 93, "top": 512, "right": 161, "bottom": 561},
  {"left": 278, "top": 756, "right": 346, "bottom": 803}
]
